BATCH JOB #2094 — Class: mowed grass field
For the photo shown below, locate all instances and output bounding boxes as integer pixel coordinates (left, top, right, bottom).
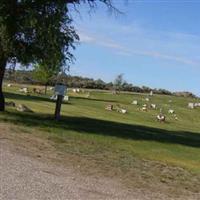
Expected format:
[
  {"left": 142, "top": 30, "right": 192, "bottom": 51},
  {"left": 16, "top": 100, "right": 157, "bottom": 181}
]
[{"left": 1, "top": 83, "right": 200, "bottom": 196}]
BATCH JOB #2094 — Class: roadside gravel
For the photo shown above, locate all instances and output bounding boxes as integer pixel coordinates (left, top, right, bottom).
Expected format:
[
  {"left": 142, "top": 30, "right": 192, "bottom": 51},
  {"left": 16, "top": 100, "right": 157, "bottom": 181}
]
[{"left": 1, "top": 124, "right": 199, "bottom": 200}]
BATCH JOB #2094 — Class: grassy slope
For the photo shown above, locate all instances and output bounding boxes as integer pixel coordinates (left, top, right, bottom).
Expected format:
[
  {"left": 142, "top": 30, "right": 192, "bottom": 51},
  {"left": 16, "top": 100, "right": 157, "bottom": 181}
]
[{"left": 1, "top": 83, "right": 200, "bottom": 195}]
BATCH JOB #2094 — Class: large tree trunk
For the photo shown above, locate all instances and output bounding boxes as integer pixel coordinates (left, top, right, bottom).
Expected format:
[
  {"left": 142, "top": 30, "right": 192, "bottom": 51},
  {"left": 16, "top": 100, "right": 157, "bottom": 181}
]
[{"left": 0, "top": 57, "right": 7, "bottom": 111}]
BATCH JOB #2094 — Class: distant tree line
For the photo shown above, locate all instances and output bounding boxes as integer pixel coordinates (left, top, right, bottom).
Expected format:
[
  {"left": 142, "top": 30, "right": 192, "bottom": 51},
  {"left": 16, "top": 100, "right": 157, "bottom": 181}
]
[{"left": 4, "top": 69, "right": 197, "bottom": 98}]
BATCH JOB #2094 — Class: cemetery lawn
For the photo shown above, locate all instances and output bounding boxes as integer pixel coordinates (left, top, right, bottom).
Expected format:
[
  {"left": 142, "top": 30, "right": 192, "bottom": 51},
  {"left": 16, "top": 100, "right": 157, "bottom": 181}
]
[{"left": 1, "top": 84, "right": 200, "bottom": 197}]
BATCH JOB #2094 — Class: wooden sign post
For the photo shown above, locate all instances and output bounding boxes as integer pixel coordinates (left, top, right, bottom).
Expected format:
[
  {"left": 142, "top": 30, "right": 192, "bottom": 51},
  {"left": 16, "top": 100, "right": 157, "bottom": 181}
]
[{"left": 54, "top": 84, "right": 66, "bottom": 120}]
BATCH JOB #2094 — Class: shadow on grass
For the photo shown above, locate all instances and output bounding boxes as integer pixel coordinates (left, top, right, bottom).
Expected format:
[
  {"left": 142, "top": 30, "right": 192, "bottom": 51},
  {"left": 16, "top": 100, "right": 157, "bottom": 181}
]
[
  {"left": 5, "top": 92, "right": 114, "bottom": 104},
  {"left": 2, "top": 111, "right": 200, "bottom": 148},
  {"left": 5, "top": 92, "right": 51, "bottom": 103},
  {"left": 70, "top": 96, "right": 117, "bottom": 103}
]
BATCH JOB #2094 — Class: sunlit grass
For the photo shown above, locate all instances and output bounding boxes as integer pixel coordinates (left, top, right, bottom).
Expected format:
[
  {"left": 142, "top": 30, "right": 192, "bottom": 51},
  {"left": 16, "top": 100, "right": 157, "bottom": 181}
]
[{"left": 1, "top": 83, "right": 200, "bottom": 175}]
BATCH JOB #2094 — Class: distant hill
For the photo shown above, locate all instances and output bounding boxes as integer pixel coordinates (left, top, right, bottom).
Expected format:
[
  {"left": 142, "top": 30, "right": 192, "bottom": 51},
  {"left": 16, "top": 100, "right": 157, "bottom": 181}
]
[
  {"left": 4, "top": 69, "right": 197, "bottom": 98},
  {"left": 173, "top": 92, "right": 197, "bottom": 98}
]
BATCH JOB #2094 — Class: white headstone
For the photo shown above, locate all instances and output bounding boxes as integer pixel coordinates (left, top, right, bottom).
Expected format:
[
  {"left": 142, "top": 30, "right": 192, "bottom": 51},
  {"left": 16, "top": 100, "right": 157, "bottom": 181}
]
[
  {"left": 63, "top": 95, "right": 69, "bottom": 101},
  {"left": 188, "top": 103, "right": 194, "bottom": 109},
  {"left": 132, "top": 100, "right": 138, "bottom": 105}
]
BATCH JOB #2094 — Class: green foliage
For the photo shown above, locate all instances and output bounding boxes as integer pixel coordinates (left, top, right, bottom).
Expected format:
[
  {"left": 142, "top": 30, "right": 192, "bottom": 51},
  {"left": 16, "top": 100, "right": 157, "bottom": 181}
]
[
  {"left": 0, "top": 0, "right": 119, "bottom": 110},
  {"left": 33, "top": 64, "right": 59, "bottom": 85},
  {"left": 0, "top": 1, "right": 79, "bottom": 68},
  {"left": 0, "top": 0, "right": 117, "bottom": 68},
  {"left": 113, "top": 73, "right": 125, "bottom": 91}
]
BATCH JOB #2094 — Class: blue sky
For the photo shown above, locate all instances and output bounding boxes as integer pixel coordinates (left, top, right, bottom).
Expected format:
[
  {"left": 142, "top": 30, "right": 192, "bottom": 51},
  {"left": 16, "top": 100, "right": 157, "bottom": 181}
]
[{"left": 69, "top": 1, "right": 200, "bottom": 96}]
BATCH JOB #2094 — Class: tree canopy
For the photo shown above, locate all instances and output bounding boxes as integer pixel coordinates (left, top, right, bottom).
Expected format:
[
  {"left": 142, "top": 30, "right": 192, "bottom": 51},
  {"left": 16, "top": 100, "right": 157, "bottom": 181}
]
[
  {"left": 0, "top": 1, "right": 79, "bottom": 67},
  {"left": 33, "top": 63, "right": 60, "bottom": 94},
  {"left": 0, "top": 0, "right": 116, "bottom": 111},
  {"left": 113, "top": 73, "right": 125, "bottom": 92}
]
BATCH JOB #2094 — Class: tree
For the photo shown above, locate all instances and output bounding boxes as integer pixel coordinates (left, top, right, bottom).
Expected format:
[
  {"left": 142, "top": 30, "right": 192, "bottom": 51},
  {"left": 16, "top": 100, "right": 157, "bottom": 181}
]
[
  {"left": 33, "top": 64, "right": 59, "bottom": 94},
  {"left": 113, "top": 73, "right": 125, "bottom": 93},
  {"left": 95, "top": 79, "right": 106, "bottom": 89},
  {"left": 0, "top": 0, "right": 117, "bottom": 111}
]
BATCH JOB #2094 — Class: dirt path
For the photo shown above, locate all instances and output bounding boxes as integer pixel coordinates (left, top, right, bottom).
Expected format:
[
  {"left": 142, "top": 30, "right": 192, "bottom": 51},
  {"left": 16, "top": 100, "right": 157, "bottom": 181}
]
[
  {"left": 1, "top": 139, "right": 134, "bottom": 200},
  {"left": 0, "top": 123, "right": 198, "bottom": 200}
]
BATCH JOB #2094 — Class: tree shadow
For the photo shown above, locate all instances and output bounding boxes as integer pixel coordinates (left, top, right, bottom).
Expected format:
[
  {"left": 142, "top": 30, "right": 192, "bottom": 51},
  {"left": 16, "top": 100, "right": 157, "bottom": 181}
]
[
  {"left": 5, "top": 92, "right": 115, "bottom": 104},
  {"left": 2, "top": 111, "right": 200, "bottom": 148},
  {"left": 70, "top": 96, "right": 117, "bottom": 103},
  {"left": 5, "top": 92, "right": 51, "bottom": 103}
]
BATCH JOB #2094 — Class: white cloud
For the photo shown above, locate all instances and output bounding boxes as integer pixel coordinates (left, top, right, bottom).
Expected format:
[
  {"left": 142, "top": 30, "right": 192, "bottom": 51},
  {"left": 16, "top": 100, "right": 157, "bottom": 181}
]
[
  {"left": 79, "top": 33, "right": 95, "bottom": 42},
  {"left": 79, "top": 31, "right": 200, "bottom": 66}
]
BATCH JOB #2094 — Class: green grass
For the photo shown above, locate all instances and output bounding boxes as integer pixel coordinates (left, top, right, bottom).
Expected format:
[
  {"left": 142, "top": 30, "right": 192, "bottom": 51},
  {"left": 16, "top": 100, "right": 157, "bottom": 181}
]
[{"left": 1, "top": 83, "right": 200, "bottom": 176}]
